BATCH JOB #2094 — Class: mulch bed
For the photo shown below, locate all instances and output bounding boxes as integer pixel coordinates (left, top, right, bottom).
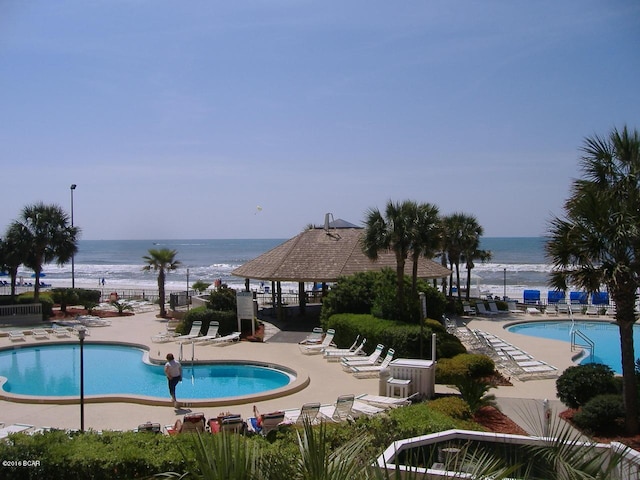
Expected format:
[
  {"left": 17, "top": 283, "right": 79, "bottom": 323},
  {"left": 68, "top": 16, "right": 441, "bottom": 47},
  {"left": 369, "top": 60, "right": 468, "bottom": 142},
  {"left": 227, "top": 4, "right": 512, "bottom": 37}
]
[
  {"left": 474, "top": 406, "right": 529, "bottom": 436},
  {"left": 559, "top": 408, "right": 640, "bottom": 452}
]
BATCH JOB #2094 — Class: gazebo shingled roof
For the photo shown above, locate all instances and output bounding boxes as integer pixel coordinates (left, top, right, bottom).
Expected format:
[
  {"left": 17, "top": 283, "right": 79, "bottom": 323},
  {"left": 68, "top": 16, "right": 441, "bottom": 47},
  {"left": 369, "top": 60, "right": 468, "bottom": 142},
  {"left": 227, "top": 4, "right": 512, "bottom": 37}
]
[{"left": 231, "top": 226, "right": 451, "bottom": 282}]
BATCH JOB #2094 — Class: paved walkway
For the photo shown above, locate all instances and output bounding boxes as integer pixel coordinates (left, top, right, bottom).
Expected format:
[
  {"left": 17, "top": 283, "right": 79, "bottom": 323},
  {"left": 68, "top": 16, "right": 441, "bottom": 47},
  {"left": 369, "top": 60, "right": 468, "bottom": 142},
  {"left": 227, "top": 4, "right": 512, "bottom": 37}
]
[{"left": 0, "top": 307, "right": 592, "bottom": 434}]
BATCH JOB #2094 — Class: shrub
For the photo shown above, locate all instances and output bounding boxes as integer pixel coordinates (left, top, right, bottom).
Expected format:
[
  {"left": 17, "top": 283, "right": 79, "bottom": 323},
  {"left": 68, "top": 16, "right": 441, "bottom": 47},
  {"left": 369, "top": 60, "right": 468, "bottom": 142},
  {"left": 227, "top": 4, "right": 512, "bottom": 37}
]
[
  {"left": 50, "top": 288, "right": 79, "bottom": 313},
  {"left": 556, "top": 363, "right": 617, "bottom": 409},
  {"left": 428, "top": 396, "right": 473, "bottom": 420},
  {"left": 453, "top": 377, "right": 498, "bottom": 413},
  {"left": 16, "top": 292, "right": 54, "bottom": 319},
  {"left": 207, "top": 285, "right": 237, "bottom": 311},
  {"left": 75, "top": 288, "right": 101, "bottom": 304},
  {"left": 436, "top": 353, "right": 495, "bottom": 384},
  {"left": 323, "top": 313, "right": 465, "bottom": 359},
  {"left": 573, "top": 394, "right": 625, "bottom": 435}
]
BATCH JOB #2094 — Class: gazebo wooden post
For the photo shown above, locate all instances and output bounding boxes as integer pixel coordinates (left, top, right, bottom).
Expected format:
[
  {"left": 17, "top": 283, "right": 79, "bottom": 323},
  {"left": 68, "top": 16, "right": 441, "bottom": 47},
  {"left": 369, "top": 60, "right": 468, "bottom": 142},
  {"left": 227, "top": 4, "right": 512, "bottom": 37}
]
[
  {"left": 298, "top": 281, "right": 306, "bottom": 315},
  {"left": 245, "top": 278, "right": 250, "bottom": 292},
  {"left": 276, "top": 281, "right": 283, "bottom": 320}
]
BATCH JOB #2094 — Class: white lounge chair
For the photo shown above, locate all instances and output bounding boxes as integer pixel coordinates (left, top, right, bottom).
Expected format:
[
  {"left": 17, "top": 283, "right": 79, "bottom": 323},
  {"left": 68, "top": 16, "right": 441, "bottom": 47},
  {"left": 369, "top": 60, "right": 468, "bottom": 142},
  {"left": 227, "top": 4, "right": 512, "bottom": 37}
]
[
  {"left": 0, "top": 423, "right": 34, "bottom": 439},
  {"left": 31, "top": 328, "right": 50, "bottom": 339},
  {"left": 319, "top": 394, "right": 357, "bottom": 422},
  {"left": 476, "top": 302, "right": 498, "bottom": 316},
  {"left": 349, "top": 349, "right": 395, "bottom": 378},
  {"left": 8, "top": 330, "right": 25, "bottom": 341},
  {"left": 340, "top": 344, "right": 384, "bottom": 370},
  {"left": 506, "top": 300, "right": 524, "bottom": 314},
  {"left": 585, "top": 305, "right": 600, "bottom": 316},
  {"left": 283, "top": 402, "right": 321, "bottom": 425},
  {"left": 356, "top": 393, "right": 411, "bottom": 409},
  {"left": 192, "top": 321, "right": 220, "bottom": 344},
  {"left": 247, "top": 410, "right": 286, "bottom": 436},
  {"left": 174, "top": 321, "right": 203, "bottom": 342},
  {"left": 352, "top": 400, "right": 386, "bottom": 416},
  {"left": 52, "top": 325, "right": 72, "bottom": 338},
  {"left": 298, "top": 327, "right": 324, "bottom": 345},
  {"left": 488, "top": 302, "right": 507, "bottom": 315},
  {"left": 323, "top": 337, "right": 367, "bottom": 361},
  {"left": 298, "top": 329, "right": 336, "bottom": 354},
  {"left": 209, "top": 332, "right": 241, "bottom": 346},
  {"left": 462, "top": 303, "right": 476, "bottom": 316}
]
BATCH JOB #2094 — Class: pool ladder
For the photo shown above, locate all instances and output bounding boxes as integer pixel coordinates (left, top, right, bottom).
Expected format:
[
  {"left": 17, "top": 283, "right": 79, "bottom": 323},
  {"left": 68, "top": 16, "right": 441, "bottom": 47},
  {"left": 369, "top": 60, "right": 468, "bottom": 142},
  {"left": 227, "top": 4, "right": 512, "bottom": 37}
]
[{"left": 570, "top": 317, "right": 595, "bottom": 362}]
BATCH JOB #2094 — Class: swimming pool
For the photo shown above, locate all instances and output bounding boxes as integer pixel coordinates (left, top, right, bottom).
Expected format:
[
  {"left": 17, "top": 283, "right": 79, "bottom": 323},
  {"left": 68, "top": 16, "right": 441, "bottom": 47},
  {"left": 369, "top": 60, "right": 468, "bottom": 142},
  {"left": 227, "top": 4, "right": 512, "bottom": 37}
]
[
  {"left": 0, "top": 343, "right": 298, "bottom": 405},
  {"left": 506, "top": 320, "right": 640, "bottom": 374}
]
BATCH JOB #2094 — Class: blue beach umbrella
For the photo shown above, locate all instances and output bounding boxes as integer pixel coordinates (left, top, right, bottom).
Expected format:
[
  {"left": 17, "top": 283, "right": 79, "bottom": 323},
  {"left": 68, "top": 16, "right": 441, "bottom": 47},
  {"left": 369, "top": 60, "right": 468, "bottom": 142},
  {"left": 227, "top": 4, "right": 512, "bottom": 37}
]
[{"left": 31, "top": 272, "right": 46, "bottom": 278}]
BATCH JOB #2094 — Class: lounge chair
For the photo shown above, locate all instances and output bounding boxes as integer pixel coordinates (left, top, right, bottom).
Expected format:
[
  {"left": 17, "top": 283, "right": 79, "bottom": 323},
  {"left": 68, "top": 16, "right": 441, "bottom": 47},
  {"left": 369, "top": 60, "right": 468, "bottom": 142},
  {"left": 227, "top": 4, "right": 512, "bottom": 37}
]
[
  {"left": 475, "top": 302, "right": 498, "bottom": 317},
  {"left": 585, "top": 305, "right": 600, "bottom": 316},
  {"left": 31, "top": 328, "right": 50, "bottom": 339},
  {"left": 298, "top": 327, "right": 324, "bottom": 345},
  {"left": 323, "top": 334, "right": 360, "bottom": 355},
  {"left": 165, "top": 412, "right": 206, "bottom": 435},
  {"left": 283, "top": 402, "right": 321, "bottom": 425},
  {"left": 340, "top": 344, "right": 384, "bottom": 370},
  {"left": 506, "top": 300, "right": 523, "bottom": 314},
  {"left": 208, "top": 332, "right": 241, "bottom": 346},
  {"left": 8, "top": 330, "right": 25, "bottom": 341},
  {"left": 319, "top": 394, "right": 357, "bottom": 422},
  {"left": 247, "top": 409, "right": 286, "bottom": 436},
  {"left": 209, "top": 413, "right": 245, "bottom": 434},
  {"left": 136, "top": 422, "right": 161, "bottom": 433},
  {"left": 556, "top": 300, "right": 570, "bottom": 315},
  {"left": 52, "top": 325, "right": 72, "bottom": 338},
  {"left": 174, "top": 321, "right": 203, "bottom": 342},
  {"left": 462, "top": 303, "right": 476, "bottom": 316},
  {"left": 0, "top": 423, "right": 34, "bottom": 439},
  {"left": 298, "top": 329, "right": 336, "bottom": 354},
  {"left": 356, "top": 393, "right": 411, "bottom": 409},
  {"left": 192, "top": 321, "right": 220, "bottom": 344},
  {"left": 352, "top": 400, "right": 386, "bottom": 416},
  {"left": 488, "top": 302, "right": 507, "bottom": 315},
  {"left": 545, "top": 304, "right": 557, "bottom": 315},
  {"left": 323, "top": 337, "right": 367, "bottom": 361},
  {"left": 349, "top": 349, "right": 395, "bottom": 378}
]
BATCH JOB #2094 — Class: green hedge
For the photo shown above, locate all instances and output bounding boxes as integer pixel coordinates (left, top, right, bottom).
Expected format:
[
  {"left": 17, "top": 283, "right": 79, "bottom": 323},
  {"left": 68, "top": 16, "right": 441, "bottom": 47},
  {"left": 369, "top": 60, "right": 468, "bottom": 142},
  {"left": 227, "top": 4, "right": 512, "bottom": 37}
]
[
  {"left": 0, "top": 292, "right": 56, "bottom": 320},
  {"left": 180, "top": 306, "right": 238, "bottom": 336},
  {"left": 324, "top": 313, "right": 465, "bottom": 359},
  {"left": 0, "top": 402, "right": 485, "bottom": 479}
]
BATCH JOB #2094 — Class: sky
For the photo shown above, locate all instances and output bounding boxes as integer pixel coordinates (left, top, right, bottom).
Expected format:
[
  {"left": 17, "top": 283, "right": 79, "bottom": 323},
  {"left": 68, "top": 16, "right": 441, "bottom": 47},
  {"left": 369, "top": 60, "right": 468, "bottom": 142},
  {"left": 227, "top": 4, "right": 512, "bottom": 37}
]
[{"left": 1, "top": 1, "right": 638, "bottom": 240}]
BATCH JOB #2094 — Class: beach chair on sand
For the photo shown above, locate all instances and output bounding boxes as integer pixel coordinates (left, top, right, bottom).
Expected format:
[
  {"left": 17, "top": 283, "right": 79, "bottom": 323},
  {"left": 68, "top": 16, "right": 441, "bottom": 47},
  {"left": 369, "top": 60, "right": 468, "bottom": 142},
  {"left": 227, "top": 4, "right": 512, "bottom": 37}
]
[{"left": 299, "top": 329, "right": 336, "bottom": 354}]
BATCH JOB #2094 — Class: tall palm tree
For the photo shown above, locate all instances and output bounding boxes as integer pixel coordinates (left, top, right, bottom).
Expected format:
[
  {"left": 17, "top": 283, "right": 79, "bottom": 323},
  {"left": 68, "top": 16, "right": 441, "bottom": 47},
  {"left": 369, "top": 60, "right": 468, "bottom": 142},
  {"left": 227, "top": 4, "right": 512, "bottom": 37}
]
[
  {"left": 458, "top": 216, "right": 491, "bottom": 301},
  {"left": 441, "top": 213, "right": 479, "bottom": 300},
  {"left": 142, "top": 248, "right": 180, "bottom": 318},
  {"left": 362, "top": 200, "right": 416, "bottom": 318},
  {"left": 13, "top": 203, "right": 79, "bottom": 301},
  {"left": 546, "top": 126, "right": 640, "bottom": 435},
  {"left": 0, "top": 223, "right": 30, "bottom": 302},
  {"left": 408, "top": 202, "right": 442, "bottom": 298}
]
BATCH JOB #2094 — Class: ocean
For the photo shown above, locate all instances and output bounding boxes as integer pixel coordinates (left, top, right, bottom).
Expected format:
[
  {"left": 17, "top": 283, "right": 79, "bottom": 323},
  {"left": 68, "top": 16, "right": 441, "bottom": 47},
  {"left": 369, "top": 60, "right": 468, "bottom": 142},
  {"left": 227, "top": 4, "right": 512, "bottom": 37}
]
[{"left": 11, "top": 237, "right": 551, "bottom": 300}]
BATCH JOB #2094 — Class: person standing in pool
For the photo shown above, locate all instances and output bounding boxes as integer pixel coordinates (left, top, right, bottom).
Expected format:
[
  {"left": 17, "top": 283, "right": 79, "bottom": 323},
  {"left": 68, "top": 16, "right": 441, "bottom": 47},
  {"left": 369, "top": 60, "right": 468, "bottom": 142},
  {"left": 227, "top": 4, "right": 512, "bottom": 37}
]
[{"left": 164, "top": 353, "right": 182, "bottom": 408}]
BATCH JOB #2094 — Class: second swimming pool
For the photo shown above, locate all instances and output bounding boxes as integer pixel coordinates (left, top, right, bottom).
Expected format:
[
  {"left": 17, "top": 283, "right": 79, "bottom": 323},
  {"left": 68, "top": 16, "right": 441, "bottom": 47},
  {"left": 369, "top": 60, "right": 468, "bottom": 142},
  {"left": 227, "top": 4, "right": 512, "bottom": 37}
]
[
  {"left": 506, "top": 320, "right": 640, "bottom": 374},
  {"left": 0, "top": 343, "right": 295, "bottom": 401}
]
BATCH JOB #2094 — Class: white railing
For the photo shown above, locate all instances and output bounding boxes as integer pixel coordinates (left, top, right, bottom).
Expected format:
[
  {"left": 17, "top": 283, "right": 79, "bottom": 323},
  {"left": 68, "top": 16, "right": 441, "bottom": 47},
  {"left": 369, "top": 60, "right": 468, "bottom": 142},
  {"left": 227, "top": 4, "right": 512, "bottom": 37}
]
[{"left": 0, "top": 303, "right": 42, "bottom": 317}]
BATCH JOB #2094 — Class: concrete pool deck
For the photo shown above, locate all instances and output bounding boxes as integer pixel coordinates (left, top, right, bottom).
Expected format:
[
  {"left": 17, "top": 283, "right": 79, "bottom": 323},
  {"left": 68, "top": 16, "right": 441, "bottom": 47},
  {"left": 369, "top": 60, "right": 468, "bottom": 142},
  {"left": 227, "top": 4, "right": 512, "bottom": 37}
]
[{"left": 0, "top": 307, "right": 605, "bottom": 434}]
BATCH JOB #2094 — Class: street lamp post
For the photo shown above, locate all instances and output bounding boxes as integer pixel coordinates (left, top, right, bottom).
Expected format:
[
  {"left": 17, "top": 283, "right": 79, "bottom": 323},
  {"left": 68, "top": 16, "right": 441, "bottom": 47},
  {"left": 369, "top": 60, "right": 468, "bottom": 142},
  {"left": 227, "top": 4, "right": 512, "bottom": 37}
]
[
  {"left": 70, "top": 184, "right": 77, "bottom": 289},
  {"left": 78, "top": 326, "right": 86, "bottom": 432}
]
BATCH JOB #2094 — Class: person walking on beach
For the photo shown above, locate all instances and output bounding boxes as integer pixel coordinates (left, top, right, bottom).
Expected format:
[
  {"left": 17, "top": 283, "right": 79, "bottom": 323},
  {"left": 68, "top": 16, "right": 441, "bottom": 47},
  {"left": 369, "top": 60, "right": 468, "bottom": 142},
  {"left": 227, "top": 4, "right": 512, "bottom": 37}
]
[{"left": 164, "top": 353, "right": 182, "bottom": 408}]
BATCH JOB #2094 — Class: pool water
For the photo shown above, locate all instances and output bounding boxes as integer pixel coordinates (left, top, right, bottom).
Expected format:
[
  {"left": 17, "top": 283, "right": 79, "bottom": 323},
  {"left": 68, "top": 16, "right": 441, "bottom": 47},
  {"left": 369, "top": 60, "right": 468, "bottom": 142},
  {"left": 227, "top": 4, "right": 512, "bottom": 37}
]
[
  {"left": 0, "top": 344, "right": 292, "bottom": 399},
  {"left": 506, "top": 321, "right": 640, "bottom": 374}
]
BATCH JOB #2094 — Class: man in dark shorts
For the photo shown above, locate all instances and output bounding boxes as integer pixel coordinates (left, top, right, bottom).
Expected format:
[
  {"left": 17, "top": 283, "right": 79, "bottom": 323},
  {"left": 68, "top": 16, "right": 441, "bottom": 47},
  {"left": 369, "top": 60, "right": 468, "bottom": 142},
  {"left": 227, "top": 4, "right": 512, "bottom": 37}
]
[{"left": 164, "top": 353, "right": 182, "bottom": 408}]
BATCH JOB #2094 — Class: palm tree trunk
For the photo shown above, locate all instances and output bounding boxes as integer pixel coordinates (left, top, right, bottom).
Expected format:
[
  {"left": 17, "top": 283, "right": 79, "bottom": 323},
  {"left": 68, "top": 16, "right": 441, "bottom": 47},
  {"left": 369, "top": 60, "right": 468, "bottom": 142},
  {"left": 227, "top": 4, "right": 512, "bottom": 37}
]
[
  {"left": 618, "top": 318, "right": 639, "bottom": 434},
  {"left": 158, "top": 269, "right": 166, "bottom": 317}
]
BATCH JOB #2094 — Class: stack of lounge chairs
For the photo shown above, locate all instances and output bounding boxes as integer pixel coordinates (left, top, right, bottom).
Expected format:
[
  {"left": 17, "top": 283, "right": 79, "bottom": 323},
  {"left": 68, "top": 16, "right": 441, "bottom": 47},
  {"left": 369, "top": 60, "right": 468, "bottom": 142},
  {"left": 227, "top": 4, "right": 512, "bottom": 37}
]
[{"left": 299, "top": 329, "right": 336, "bottom": 354}]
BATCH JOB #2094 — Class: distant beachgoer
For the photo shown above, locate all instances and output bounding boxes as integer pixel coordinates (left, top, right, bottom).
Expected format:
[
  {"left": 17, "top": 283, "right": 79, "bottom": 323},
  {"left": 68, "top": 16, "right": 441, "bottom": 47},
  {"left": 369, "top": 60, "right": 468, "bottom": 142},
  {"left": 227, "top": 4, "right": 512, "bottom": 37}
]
[
  {"left": 101, "top": 278, "right": 105, "bottom": 286},
  {"left": 164, "top": 353, "right": 182, "bottom": 408}
]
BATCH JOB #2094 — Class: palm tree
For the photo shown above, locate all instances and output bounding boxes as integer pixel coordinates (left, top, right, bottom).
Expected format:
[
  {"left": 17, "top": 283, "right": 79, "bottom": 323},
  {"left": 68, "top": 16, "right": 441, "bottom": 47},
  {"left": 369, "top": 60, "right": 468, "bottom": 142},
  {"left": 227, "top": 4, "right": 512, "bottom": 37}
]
[
  {"left": 362, "top": 200, "right": 416, "bottom": 319},
  {"left": 441, "top": 213, "right": 483, "bottom": 300},
  {"left": 142, "top": 248, "right": 180, "bottom": 317},
  {"left": 12, "top": 203, "right": 79, "bottom": 301},
  {"left": 408, "top": 202, "right": 442, "bottom": 298},
  {"left": 0, "top": 223, "right": 29, "bottom": 302},
  {"left": 461, "top": 246, "right": 492, "bottom": 301},
  {"left": 546, "top": 126, "right": 640, "bottom": 435}
]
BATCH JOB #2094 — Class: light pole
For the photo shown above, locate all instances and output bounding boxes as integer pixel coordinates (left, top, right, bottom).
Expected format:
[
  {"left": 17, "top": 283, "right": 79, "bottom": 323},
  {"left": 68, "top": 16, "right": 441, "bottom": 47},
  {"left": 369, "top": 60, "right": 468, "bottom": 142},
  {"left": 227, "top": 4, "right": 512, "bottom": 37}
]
[
  {"left": 70, "top": 184, "right": 77, "bottom": 289},
  {"left": 503, "top": 267, "right": 507, "bottom": 300},
  {"left": 78, "top": 326, "right": 86, "bottom": 432}
]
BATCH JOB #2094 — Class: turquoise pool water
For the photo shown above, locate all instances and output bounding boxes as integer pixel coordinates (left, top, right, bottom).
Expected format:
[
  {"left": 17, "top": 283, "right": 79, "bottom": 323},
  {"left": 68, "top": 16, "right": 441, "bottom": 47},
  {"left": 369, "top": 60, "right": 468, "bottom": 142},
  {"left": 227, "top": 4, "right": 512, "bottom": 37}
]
[
  {"left": 506, "top": 320, "right": 640, "bottom": 374},
  {"left": 0, "top": 344, "right": 292, "bottom": 399}
]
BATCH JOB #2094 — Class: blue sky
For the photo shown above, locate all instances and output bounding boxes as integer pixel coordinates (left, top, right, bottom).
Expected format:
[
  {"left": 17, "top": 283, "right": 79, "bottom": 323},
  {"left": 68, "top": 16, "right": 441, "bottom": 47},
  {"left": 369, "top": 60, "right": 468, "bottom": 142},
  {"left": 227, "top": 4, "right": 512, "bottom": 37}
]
[{"left": 1, "top": 1, "right": 638, "bottom": 240}]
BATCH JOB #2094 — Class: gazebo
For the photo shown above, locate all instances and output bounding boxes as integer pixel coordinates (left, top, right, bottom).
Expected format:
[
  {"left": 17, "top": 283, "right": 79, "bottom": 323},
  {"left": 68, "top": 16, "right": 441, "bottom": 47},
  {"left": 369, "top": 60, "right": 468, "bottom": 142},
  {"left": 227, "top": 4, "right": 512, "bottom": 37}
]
[{"left": 231, "top": 220, "right": 452, "bottom": 317}]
